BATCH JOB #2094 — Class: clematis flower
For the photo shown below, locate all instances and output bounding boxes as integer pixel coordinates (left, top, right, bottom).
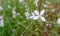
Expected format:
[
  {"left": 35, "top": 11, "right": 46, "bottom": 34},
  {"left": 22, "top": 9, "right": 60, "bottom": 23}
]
[
  {"left": 30, "top": 9, "right": 46, "bottom": 22},
  {"left": 0, "top": 16, "right": 4, "bottom": 27}
]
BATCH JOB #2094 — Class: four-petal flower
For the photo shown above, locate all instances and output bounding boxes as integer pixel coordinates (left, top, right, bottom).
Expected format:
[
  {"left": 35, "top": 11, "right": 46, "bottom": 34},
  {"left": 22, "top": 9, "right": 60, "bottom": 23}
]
[{"left": 30, "top": 9, "right": 46, "bottom": 22}]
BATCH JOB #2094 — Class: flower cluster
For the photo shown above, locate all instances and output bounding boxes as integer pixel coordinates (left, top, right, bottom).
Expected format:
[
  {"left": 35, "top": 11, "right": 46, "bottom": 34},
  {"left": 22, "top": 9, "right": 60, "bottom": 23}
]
[
  {"left": 12, "top": 7, "right": 20, "bottom": 18},
  {"left": 25, "top": 9, "right": 47, "bottom": 22}
]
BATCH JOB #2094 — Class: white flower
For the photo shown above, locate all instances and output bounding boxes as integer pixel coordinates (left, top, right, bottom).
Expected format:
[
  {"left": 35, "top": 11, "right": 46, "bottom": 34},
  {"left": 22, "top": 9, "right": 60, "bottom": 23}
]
[
  {"left": 8, "top": 5, "right": 11, "bottom": 9},
  {"left": 12, "top": 29, "right": 17, "bottom": 33},
  {"left": 12, "top": 10, "right": 16, "bottom": 18},
  {"left": 51, "top": 9, "right": 55, "bottom": 12},
  {"left": 25, "top": 12, "right": 30, "bottom": 19},
  {"left": 17, "top": 12, "right": 20, "bottom": 16},
  {"left": 46, "top": 1, "right": 50, "bottom": 5},
  {"left": 43, "top": 4, "right": 49, "bottom": 8},
  {"left": 0, "top": 16, "right": 4, "bottom": 27},
  {"left": 19, "top": 0, "right": 24, "bottom": 3},
  {"left": 0, "top": 6, "right": 3, "bottom": 10},
  {"left": 34, "top": 0, "right": 39, "bottom": 7},
  {"left": 30, "top": 9, "right": 46, "bottom": 22},
  {"left": 57, "top": 18, "right": 60, "bottom": 24},
  {"left": 12, "top": 7, "right": 16, "bottom": 18}
]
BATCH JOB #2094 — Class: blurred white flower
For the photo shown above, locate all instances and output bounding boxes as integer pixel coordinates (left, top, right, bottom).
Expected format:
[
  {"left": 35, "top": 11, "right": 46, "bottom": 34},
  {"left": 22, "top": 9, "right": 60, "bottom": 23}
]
[
  {"left": 25, "top": 12, "right": 30, "bottom": 19},
  {"left": 34, "top": 0, "right": 39, "bottom": 7},
  {"left": 46, "top": 23, "right": 51, "bottom": 27},
  {"left": 43, "top": 4, "right": 49, "bottom": 8},
  {"left": 43, "top": 1, "right": 50, "bottom": 8},
  {"left": 17, "top": 12, "right": 20, "bottom": 16},
  {"left": 57, "top": 18, "right": 60, "bottom": 24},
  {"left": 12, "top": 7, "right": 16, "bottom": 18},
  {"left": 8, "top": 5, "right": 11, "bottom": 9},
  {"left": 12, "top": 29, "right": 17, "bottom": 33},
  {"left": 30, "top": 9, "right": 46, "bottom": 22},
  {"left": 46, "top": 1, "right": 50, "bottom": 5},
  {"left": 0, "top": 16, "right": 4, "bottom": 27},
  {"left": 12, "top": 7, "right": 20, "bottom": 18},
  {"left": 51, "top": 9, "right": 55, "bottom": 12},
  {"left": 12, "top": 10, "right": 17, "bottom": 18},
  {"left": 19, "top": 0, "right": 24, "bottom": 3},
  {"left": 0, "top": 6, "right": 3, "bottom": 10}
]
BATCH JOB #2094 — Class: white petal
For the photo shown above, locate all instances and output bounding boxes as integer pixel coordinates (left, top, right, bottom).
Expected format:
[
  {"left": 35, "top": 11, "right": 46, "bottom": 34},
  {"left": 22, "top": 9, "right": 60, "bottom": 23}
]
[
  {"left": 32, "top": 12, "right": 35, "bottom": 16},
  {"left": 34, "top": 10, "right": 39, "bottom": 15},
  {"left": 57, "top": 18, "right": 60, "bottom": 24},
  {"left": 0, "top": 19, "right": 4, "bottom": 27},
  {"left": 51, "top": 9, "right": 55, "bottom": 12},
  {"left": 0, "top": 16, "right": 3, "bottom": 19},
  {"left": 34, "top": 0, "right": 38, "bottom": 7},
  {"left": 46, "top": 1, "right": 50, "bottom": 5},
  {"left": 19, "top": 0, "right": 24, "bottom": 3},
  {"left": 40, "top": 9, "right": 45, "bottom": 15},
  {"left": 43, "top": 4, "right": 48, "bottom": 8},
  {"left": 0, "top": 23, "right": 4, "bottom": 27},
  {"left": 29, "top": 16, "right": 33, "bottom": 19},
  {"left": 17, "top": 12, "right": 20, "bottom": 16},
  {"left": 33, "top": 16, "right": 39, "bottom": 20},
  {"left": 12, "top": 11, "right": 16, "bottom": 18},
  {"left": 12, "top": 14, "right": 16, "bottom": 18},
  {"left": 12, "top": 11, "right": 16, "bottom": 14},
  {"left": 25, "top": 12, "right": 30, "bottom": 18},
  {"left": 40, "top": 16, "right": 46, "bottom": 21},
  {"left": 8, "top": 5, "right": 11, "bottom": 9},
  {"left": 0, "top": 6, "right": 3, "bottom": 10}
]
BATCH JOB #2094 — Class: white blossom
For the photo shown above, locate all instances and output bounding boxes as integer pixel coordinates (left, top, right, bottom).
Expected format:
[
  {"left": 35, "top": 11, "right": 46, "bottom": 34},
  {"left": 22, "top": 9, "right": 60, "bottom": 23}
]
[
  {"left": 12, "top": 29, "right": 17, "bottom": 33},
  {"left": 0, "top": 6, "right": 3, "bottom": 10},
  {"left": 12, "top": 10, "right": 16, "bottom": 18},
  {"left": 57, "top": 18, "right": 60, "bottom": 24},
  {"left": 19, "top": 0, "right": 24, "bottom": 3},
  {"left": 42, "top": 4, "right": 49, "bottom": 8},
  {"left": 33, "top": 10, "right": 39, "bottom": 15},
  {"left": 0, "top": 16, "right": 4, "bottom": 27},
  {"left": 8, "top": 5, "right": 11, "bottom": 9},
  {"left": 17, "top": 12, "right": 20, "bottom": 16},
  {"left": 12, "top": 7, "right": 16, "bottom": 18},
  {"left": 34, "top": 0, "right": 39, "bottom": 7},
  {"left": 12, "top": 7, "right": 20, "bottom": 18},
  {"left": 46, "top": 1, "right": 50, "bottom": 5},
  {"left": 25, "top": 12, "right": 30, "bottom": 19},
  {"left": 51, "top": 9, "right": 55, "bottom": 12},
  {"left": 30, "top": 9, "right": 46, "bottom": 22}
]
